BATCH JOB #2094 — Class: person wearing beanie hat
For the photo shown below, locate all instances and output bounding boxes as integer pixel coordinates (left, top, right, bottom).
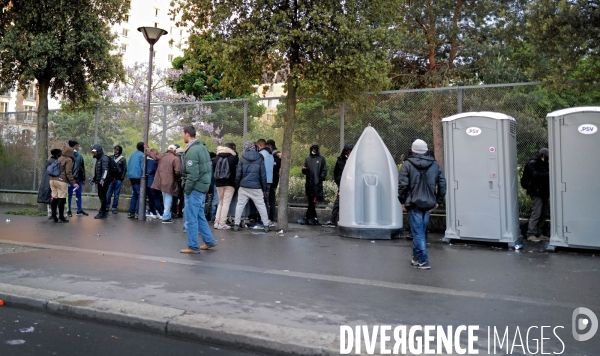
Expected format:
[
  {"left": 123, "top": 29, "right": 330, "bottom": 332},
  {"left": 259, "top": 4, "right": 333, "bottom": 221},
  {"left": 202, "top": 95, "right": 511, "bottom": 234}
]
[
  {"left": 403, "top": 137, "right": 434, "bottom": 162},
  {"left": 233, "top": 141, "right": 271, "bottom": 232},
  {"left": 126, "top": 142, "right": 145, "bottom": 218},
  {"left": 398, "top": 139, "right": 446, "bottom": 270},
  {"left": 106, "top": 145, "right": 128, "bottom": 214},
  {"left": 66, "top": 140, "right": 88, "bottom": 217},
  {"left": 521, "top": 148, "right": 550, "bottom": 242},
  {"left": 301, "top": 143, "right": 328, "bottom": 225}
]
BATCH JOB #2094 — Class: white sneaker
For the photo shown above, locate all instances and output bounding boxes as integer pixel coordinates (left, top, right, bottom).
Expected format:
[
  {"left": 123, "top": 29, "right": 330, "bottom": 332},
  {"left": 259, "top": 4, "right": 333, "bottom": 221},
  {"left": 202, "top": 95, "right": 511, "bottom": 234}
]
[
  {"left": 214, "top": 223, "right": 219, "bottom": 229},
  {"left": 154, "top": 214, "right": 161, "bottom": 220},
  {"left": 146, "top": 212, "right": 154, "bottom": 218},
  {"left": 218, "top": 224, "right": 231, "bottom": 230}
]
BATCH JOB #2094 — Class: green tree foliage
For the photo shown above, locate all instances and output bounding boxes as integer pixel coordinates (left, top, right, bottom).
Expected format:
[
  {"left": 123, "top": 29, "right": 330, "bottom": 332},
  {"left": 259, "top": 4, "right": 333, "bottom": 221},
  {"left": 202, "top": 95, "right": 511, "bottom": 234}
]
[
  {"left": 0, "top": 0, "right": 129, "bottom": 188},
  {"left": 171, "top": 0, "right": 400, "bottom": 229}
]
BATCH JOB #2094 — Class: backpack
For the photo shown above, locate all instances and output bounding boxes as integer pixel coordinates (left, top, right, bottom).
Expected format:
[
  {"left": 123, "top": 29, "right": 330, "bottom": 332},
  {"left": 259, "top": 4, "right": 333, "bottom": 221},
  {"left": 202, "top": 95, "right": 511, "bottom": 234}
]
[
  {"left": 213, "top": 156, "right": 231, "bottom": 179},
  {"left": 520, "top": 161, "right": 532, "bottom": 190},
  {"left": 409, "top": 163, "right": 437, "bottom": 210},
  {"left": 46, "top": 160, "right": 61, "bottom": 177}
]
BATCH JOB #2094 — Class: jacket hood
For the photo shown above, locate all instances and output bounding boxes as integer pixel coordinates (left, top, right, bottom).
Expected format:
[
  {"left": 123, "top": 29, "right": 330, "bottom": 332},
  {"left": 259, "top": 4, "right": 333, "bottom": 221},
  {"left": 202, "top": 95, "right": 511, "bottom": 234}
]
[
  {"left": 310, "top": 143, "right": 320, "bottom": 155},
  {"left": 339, "top": 144, "right": 354, "bottom": 159},
  {"left": 406, "top": 154, "right": 435, "bottom": 170},
  {"left": 242, "top": 151, "right": 262, "bottom": 162},
  {"left": 50, "top": 149, "right": 62, "bottom": 158},
  {"left": 259, "top": 146, "right": 272, "bottom": 154},
  {"left": 62, "top": 146, "right": 75, "bottom": 159},
  {"left": 92, "top": 144, "right": 104, "bottom": 157},
  {"left": 216, "top": 146, "right": 236, "bottom": 156}
]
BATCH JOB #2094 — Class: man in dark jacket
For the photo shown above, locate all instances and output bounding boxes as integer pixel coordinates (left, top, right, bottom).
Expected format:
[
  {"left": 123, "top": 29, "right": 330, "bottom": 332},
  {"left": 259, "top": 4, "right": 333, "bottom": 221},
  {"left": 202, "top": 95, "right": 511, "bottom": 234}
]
[
  {"left": 267, "top": 139, "right": 280, "bottom": 222},
  {"left": 91, "top": 144, "right": 112, "bottom": 219},
  {"left": 106, "top": 145, "right": 127, "bottom": 214},
  {"left": 522, "top": 148, "right": 550, "bottom": 241},
  {"left": 66, "top": 140, "right": 88, "bottom": 217},
  {"left": 38, "top": 149, "right": 62, "bottom": 219},
  {"left": 233, "top": 141, "right": 270, "bottom": 232},
  {"left": 301, "top": 143, "right": 328, "bottom": 225},
  {"left": 323, "top": 144, "right": 353, "bottom": 227},
  {"left": 398, "top": 139, "right": 446, "bottom": 270},
  {"left": 212, "top": 143, "right": 238, "bottom": 229}
]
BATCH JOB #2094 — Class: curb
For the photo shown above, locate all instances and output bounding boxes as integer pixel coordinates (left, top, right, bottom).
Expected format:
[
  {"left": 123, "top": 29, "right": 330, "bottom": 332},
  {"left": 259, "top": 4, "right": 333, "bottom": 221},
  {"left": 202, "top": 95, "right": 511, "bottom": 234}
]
[{"left": 0, "top": 283, "right": 340, "bottom": 356}]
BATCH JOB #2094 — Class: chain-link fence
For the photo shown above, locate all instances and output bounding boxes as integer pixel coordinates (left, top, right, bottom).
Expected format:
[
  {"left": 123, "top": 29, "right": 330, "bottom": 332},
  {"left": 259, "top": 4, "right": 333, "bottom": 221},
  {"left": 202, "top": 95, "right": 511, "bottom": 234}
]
[{"left": 0, "top": 82, "right": 587, "bottom": 216}]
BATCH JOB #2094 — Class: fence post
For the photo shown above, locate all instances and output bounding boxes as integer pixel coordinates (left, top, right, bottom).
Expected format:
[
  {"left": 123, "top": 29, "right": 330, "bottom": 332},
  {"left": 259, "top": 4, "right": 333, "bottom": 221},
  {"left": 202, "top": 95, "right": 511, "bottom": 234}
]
[
  {"left": 340, "top": 101, "right": 345, "bottom": 152},
  {"left": 457, "top": 88, "right": 463, "bottom": 114},
  {"left": 92, "top": 107, "right": 99, "bottom": 194},
  {"left": 32, "top": 123, "right": 38, "bottom": 191},
  {"left": 243, "top": 100, "right": 248, "bottom": 143},
  {"left": 161, "top": 105, "right": 167, "bottom": 151}
]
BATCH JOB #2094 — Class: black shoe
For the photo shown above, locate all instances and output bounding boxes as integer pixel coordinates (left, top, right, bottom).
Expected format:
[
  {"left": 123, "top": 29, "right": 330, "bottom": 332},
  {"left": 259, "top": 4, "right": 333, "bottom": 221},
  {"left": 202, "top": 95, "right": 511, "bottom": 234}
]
[
  {"left": 233, "top": 225, "right": 239, "bottom": 232},
  {"left": 52, "top": 217, "right": 59, "bottom": 223},
  {"left": 112, "top": 209, "right": 118, "bottom": 214},
  {"left": 76, "top": 210, "right": 89, "bottom": 216},
  {"left": 162, "top": 219, "right": 173, "bottom": 224},
  {"left": 94, "top": 213, "right": 107, "bottom": 219},
  {"left": 67, "top": 211, "right": 72, "bottom": 217},
  {"left": 313, "top": 218, "right": 320, "bottom": 225},
  {"left": 412, "top": 261, "right": 431, "bottom": 270},
  {"left": 322, "top": 221, "right": 337, "bottom": 228},
  {"left": 59, "top": 218, "right": 69, "bottom": 223},
  {"left": 264, "top": 225, "right": 270, "bottom": 233},
  {"left": 48, "top": 216, "right": 54, "bottom": 220}
]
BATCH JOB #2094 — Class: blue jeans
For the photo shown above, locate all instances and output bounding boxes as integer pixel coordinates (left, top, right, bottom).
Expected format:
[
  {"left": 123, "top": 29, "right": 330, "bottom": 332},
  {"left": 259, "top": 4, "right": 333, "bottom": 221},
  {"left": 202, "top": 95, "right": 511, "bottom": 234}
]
[
  {"left": 184, "top": 190, "right": 216, "bottom": 250},
  {"left": 148, "top": 188, "right": 163, "bottom": 216},
  {"left": 408, "top": 208, "right": 431, "bottom": 264},
  {"left": 162, "top": 192, "right": 173, "bottom": 221},
  {"left": 128, "top": 181, "right": 141, "bottom": 214},
  {"left": 106, "top": 180, "right": 123, "bottom": 211},
  {"left": 68, "top": 180, "right": 83, "bottom": 212},
  {"left": 211, "top": 187, "right": 219, "bottom": 221}
]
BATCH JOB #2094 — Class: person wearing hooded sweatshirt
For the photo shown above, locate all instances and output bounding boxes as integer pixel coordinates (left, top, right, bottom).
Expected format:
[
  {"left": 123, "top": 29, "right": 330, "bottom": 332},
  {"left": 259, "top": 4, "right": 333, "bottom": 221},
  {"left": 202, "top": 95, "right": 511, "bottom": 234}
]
[
  {"left": 323, "top": 144, "right": 353, "bottom": 227},
  {"left": 144, "top": 144, "right": 182, "bottom": 223},
  {"left": 267, "top": 139, "right": 281, "bottom": 222},
  {"left": 66, "top": 140, "right": 87, "bottom": 217},
  {"left": 127, "top": 142, "right": 145, "bottom": 218},
  {"left": 212, "top": 143, "right": 238, "bottom": 229},
  {"left": 50, "top": 145, "right": 79, "bottom": 223},
  {"left": 254, "top": 138, "right": 274, "bottom": 228},
  {"left": 233, "top": 141, "right": 270, "bottom": 232},
  {"left": 38, "top": 148, "right": 62, "bottom": 219},
  {"left": 398, "top": 139, "right": 446, "bottom": 270},
  {"left": 91, "top": 144, "right": 112, "bottom": 219},
  {"left": 522, "top": 148, "right": 550, "bottom": 242},
  {"left": 301, "top": 143, "right": 328, "bottom": 225},
  {"left": 106, "top": 145, "right": 127, "bottom": 214},
  {"left": 145, "top": 150, "right": 163, "bottom": 219}
]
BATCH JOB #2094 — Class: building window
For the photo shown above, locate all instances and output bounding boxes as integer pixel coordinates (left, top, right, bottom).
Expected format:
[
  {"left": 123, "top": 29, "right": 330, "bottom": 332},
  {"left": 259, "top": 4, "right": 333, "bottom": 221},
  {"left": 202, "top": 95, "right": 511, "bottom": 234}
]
[
  {"left": 180, "top": 29, "right": 183, "bottom": 36},
  {"left": 168, "top": 54, "right": 174, "bottom": 62},
  {"left": 120, "top": 44, "right": 127, "bottom": 53},
  {"left": 124, "top": 14, "right": 129, "bottom": 22},
  {"left": 122, "top": 29, "right": 129, "bottom": 37},
  {"left": 0, "top": 102, "right": 8, "bottom": 113},
  {"left": 155, "top": 8, "right": 159, "bottom": 16},
  {"left": 153, "top": 51, "right": 157, "bottom": 59},
  {"left": 26, "top": 85, "right": 36, "bottom": 100},
  {"left": 154, "top": 22, "right": 158, "bottom": 28},
  {"left": 169, "top": 40, "right": 173, "bottom": 49},
  {"left": 25, "top": 105, "right": 35, "bottom": 122}
]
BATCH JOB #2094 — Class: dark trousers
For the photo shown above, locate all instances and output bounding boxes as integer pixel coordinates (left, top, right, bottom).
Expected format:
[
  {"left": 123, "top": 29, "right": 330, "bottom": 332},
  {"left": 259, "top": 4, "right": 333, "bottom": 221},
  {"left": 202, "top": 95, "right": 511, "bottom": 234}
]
[
  {"left": 148, "top": 188, "right": 164, "bottom": 216},
  {"left": 305, "top": 195, "right": 317, "bottom": 220},
  {"left": 97, "top": 183, "right": 109, "bottom": 213},
  {"left": 268, "top": 182, "right": 278, "bottom": 221},
  {"left": 331, "top": 193, "right": 340, "bottom": 223}
]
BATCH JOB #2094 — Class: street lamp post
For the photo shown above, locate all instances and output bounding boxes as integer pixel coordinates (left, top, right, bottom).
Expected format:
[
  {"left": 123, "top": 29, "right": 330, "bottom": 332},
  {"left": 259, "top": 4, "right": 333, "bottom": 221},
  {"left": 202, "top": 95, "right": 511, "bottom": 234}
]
[{"left": 137, "top": 27, "right": 167, "bottom": 221}]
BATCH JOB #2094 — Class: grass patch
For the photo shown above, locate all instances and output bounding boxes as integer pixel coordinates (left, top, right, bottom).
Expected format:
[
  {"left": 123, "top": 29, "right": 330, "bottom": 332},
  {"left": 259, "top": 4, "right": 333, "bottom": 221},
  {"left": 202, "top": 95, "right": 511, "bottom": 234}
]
[{"left": 6, "top": 208, "right": 47, "bottom": 217}]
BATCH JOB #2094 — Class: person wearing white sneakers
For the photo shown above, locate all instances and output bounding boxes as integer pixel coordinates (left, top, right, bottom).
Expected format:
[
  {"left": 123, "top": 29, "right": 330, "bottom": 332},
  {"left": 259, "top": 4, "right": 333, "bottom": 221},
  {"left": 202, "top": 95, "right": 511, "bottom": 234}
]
[{"left": 212, "top": 143, "right": 238, "bottom": 230}]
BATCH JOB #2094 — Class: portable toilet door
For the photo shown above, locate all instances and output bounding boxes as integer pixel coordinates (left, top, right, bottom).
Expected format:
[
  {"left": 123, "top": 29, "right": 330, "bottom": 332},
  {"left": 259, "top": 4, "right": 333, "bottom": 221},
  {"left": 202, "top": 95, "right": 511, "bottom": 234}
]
[
  {"left": 547, "top": 107, "right": 600, "bottom": 251},
  {"left": 442, "top": 111, "right": 520, "bottom": 246}
]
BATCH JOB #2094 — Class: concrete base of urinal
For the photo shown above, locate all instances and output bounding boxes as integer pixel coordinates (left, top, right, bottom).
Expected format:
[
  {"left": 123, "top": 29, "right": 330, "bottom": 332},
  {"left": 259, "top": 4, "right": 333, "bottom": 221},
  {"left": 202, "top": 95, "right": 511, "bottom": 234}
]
[{"left": 337, "top": 226, "right": 403, "bottom": 240}]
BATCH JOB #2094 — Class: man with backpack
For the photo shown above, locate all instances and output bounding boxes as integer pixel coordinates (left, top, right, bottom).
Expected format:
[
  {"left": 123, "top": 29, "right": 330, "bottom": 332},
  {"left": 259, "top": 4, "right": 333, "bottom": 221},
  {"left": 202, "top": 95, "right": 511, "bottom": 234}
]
[
  {"left": 521, "top": 148, "right": 550, "bottom": 242},
  {"left": 212, "top": 143, "right": 238, "bottom": 229},
  {"left": 106, "top": 145, "right": 127, "bottom": 214},
  {"left": 144, "top": 144, "right": 182, "bottom": 223},
  {"left": 91, "top": 144, "right": 112, "bottom": 219},
  {"left": 398, "top": 139, "right": 446, "bottom": 270}
]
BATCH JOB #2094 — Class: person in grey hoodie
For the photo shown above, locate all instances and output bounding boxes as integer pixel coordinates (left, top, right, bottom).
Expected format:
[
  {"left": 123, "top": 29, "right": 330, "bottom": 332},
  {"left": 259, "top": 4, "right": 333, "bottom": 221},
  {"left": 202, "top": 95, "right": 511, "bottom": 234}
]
[{"left": 233, "top": 141, "right": 270, "bottom": 232}]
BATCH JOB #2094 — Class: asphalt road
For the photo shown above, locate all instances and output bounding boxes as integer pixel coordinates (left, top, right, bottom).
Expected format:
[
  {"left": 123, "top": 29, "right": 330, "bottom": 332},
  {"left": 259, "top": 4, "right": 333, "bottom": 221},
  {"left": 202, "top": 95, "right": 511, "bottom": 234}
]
[{"left": 0, "top": 306, "right": 263, "bottom": 356}]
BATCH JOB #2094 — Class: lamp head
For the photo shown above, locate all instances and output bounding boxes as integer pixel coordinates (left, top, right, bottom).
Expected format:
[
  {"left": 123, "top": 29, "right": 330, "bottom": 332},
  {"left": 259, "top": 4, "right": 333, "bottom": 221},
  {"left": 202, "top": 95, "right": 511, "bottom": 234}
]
[{"left": 137, "top": 27, "right": 168, "bottom": 45}]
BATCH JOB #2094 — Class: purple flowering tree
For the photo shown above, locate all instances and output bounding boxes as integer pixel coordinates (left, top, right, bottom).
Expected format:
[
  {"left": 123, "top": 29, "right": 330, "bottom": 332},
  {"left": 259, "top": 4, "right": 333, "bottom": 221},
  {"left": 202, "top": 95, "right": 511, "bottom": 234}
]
[{"left": 101, "top": 62, "right": 222, "bottom": 145}]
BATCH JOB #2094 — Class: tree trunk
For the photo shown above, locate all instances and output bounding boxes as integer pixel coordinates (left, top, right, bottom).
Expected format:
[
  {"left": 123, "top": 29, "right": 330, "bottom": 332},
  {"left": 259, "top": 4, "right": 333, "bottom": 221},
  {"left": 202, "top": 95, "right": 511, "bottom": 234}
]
[
  {"left": 36, "top": 78, "right": 50, "bottom": 211},
  {"left": 431, "top": 93, "right": 444, "bottom": 169},
  {"left": 276, "top": 75, "right": 297, "bottom": 231}
]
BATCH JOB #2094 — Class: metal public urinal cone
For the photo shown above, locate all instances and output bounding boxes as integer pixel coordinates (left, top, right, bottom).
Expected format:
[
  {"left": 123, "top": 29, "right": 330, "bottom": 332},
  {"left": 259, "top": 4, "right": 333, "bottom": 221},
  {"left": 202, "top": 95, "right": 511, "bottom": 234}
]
[{"left": 337, "top": 126, "right": 403, "bottom": 239}]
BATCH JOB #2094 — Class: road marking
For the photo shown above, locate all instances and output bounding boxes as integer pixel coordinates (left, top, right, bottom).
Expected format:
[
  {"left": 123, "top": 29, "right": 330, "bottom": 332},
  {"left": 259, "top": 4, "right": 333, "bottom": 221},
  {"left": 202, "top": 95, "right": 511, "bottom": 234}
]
[{"left": 0, "top": 238, "right": 588, "bottom": 309}]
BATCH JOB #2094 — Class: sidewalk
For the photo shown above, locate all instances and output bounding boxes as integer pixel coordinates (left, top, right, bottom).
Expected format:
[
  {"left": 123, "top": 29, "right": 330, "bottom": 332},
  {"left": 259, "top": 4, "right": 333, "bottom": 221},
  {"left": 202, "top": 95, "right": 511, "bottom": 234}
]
[{"left": 0, "top": 203, "right": 599, "bottom": 355}]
